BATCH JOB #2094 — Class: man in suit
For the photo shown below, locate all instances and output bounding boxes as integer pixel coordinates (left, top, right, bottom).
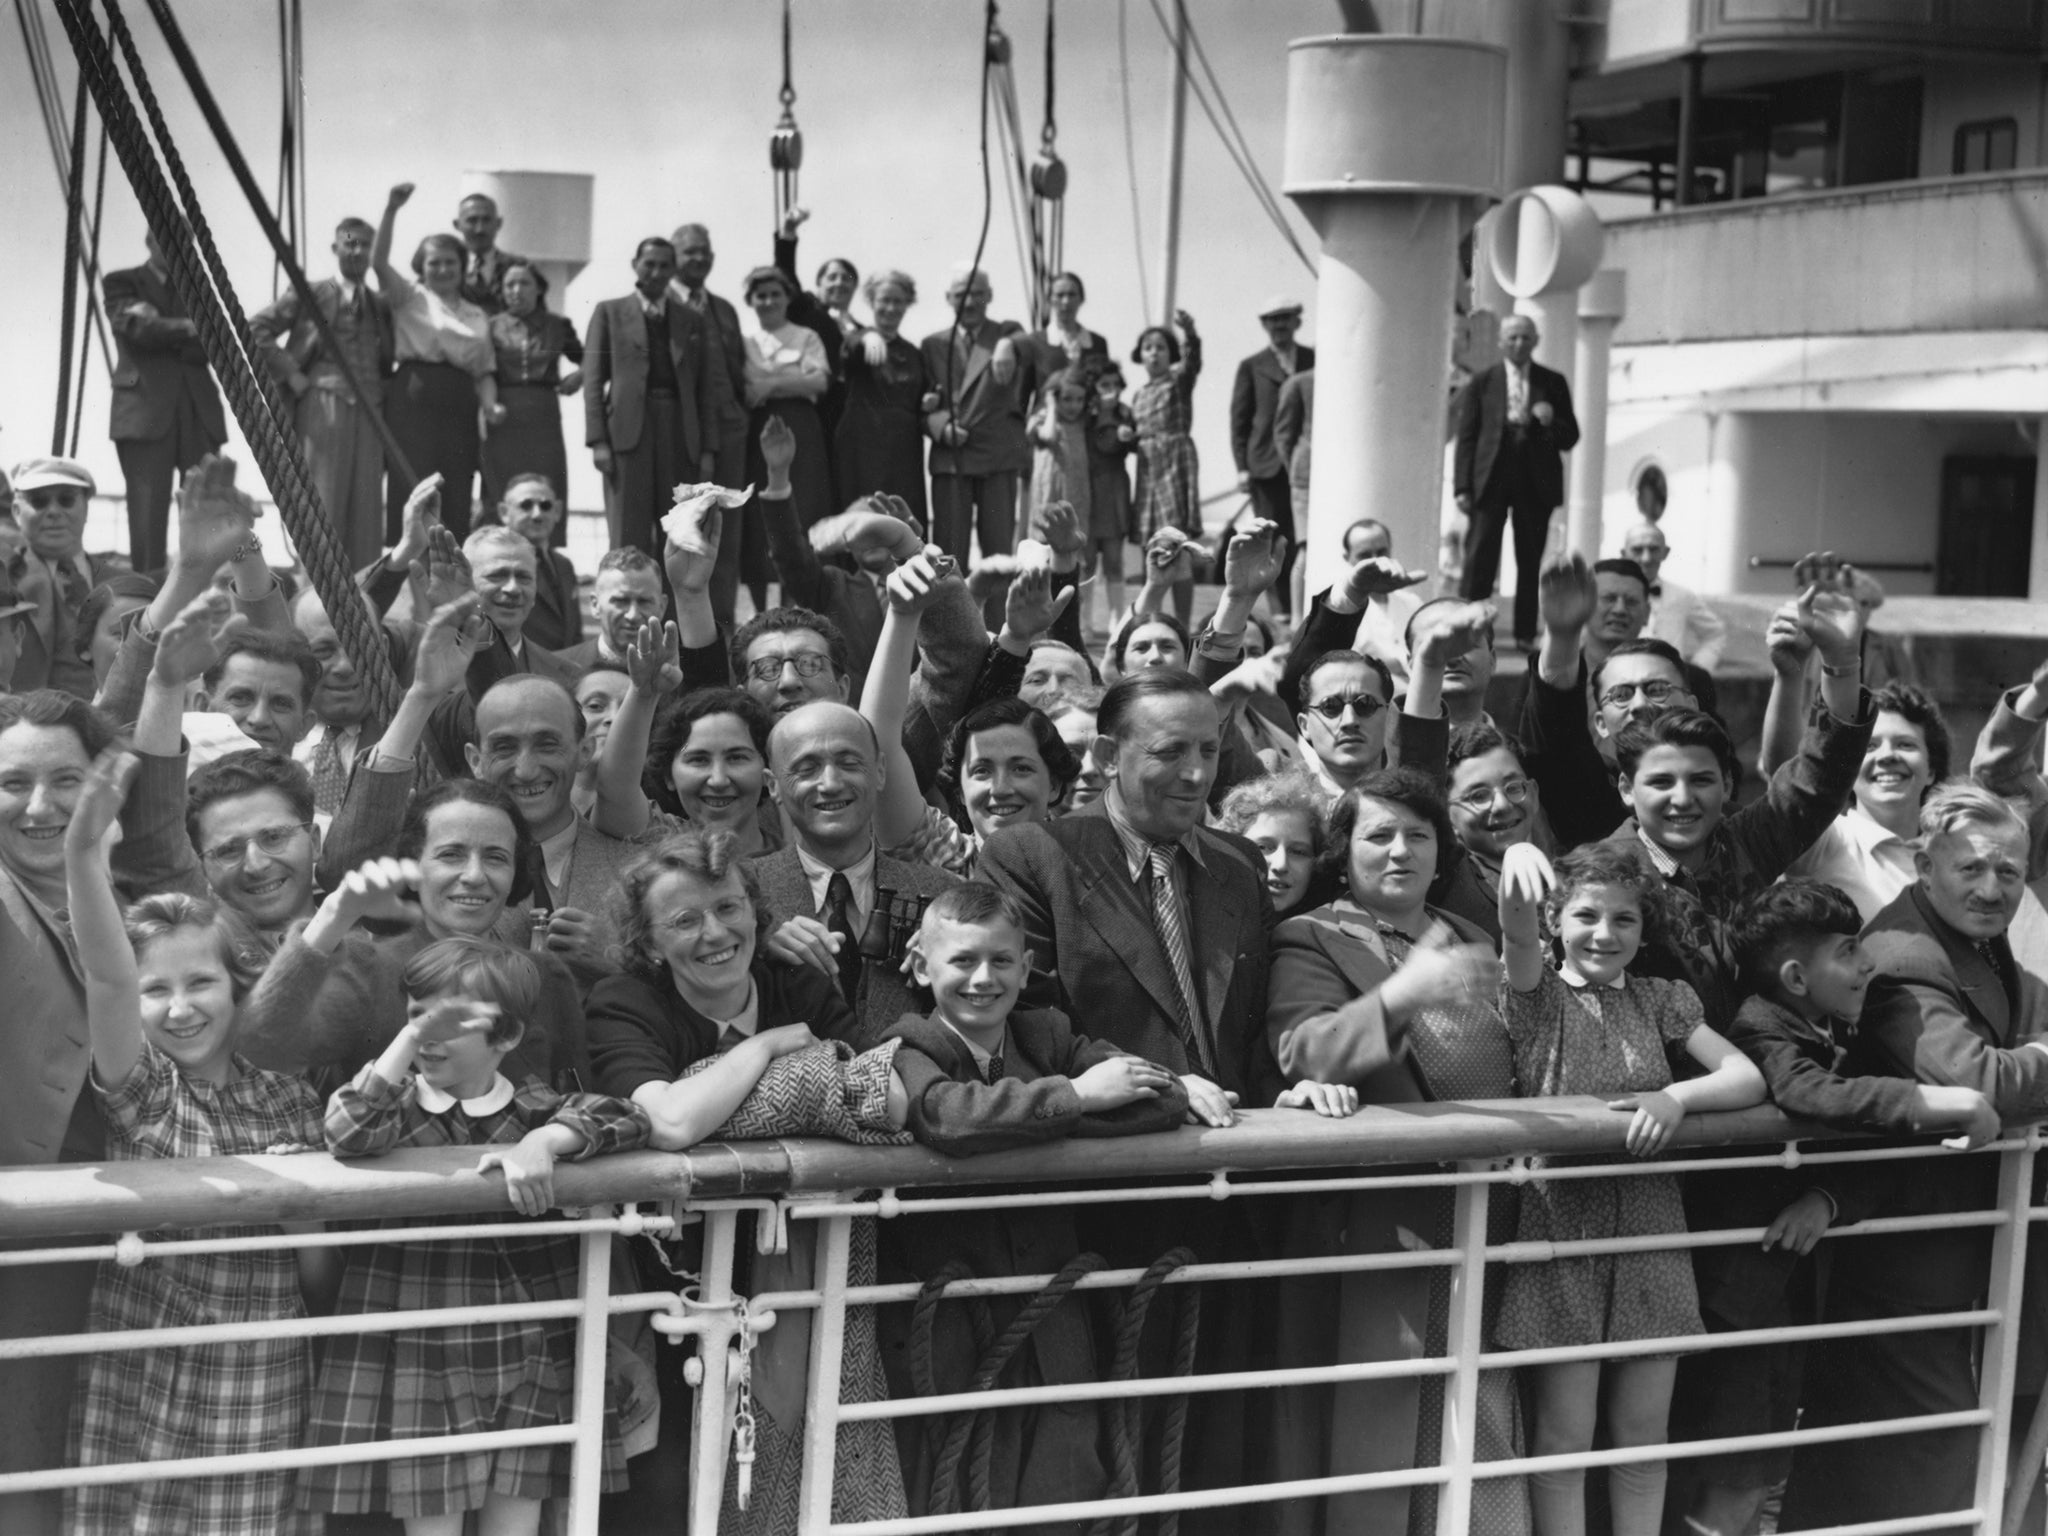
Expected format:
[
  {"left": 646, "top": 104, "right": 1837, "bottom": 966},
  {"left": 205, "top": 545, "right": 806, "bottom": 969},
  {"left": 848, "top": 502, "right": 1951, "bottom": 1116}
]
[
  {"left": 495, "top": 473, "right": 582, "bottom": 653},
  {"left": 669, "top": 222, "right": 754, "bottom": 623},
  {"left": 453, "top": 192, "right": 537, "bottom": 315},
  {"left": 559, "top": 547, "right": 664, "bottom": 674},
  {"left": 248, "top": 216, "right": 396, "bottom": 566},
  {"left": 750, "top": 700, "right": 959, "bottom": 1042},
  {"left": 1454, "top": 312, "right": 1580, "bottom": 647},
  {"left": 585, "top": 238, "right": 713, "bottom": 561},
  {"left": 1231, "top": 297, "right": 1314, "bottom": 619},
  {"left": 1782, "top": 783, "right": 2048, "bottom": 1534},
  {"left": 104, "top": 231, "right": 229, "bottom": 572},
  {"left": 7, "top": 457, "right": 121, "bottom": 698},
  {"left": 979, "top": 668, "right": 1275, "bottom": 1115},
  {"left": 922, "top": 265, "right": 1032, "bottom": 567}
]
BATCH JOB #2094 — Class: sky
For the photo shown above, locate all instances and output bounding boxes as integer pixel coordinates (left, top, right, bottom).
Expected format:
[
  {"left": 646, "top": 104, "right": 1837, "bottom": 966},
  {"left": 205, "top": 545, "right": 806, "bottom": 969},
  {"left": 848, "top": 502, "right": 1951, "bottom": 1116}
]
[{"left": 1, "top": 0, "right": 1341, "bottom": 538}]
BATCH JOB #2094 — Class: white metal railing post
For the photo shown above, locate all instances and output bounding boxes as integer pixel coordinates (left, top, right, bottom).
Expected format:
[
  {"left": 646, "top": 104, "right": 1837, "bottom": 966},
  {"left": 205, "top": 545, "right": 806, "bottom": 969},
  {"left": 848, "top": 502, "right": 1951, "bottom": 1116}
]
[
  {"left": 1976, "top": 1133, "right": 2038, "bottom": 1533},
  {"left": 794, "top": 1203, "right": 855, "bottom": 1534},
  {"left": 1434, "top": 1159, "right": 1494, "bottom": 1536},
  {"left": 686, "top": 1207, "right": 742, "bottom": 1536},
  {"left": 566, "top": 1212, "right": 615, "bottom": 1535}
]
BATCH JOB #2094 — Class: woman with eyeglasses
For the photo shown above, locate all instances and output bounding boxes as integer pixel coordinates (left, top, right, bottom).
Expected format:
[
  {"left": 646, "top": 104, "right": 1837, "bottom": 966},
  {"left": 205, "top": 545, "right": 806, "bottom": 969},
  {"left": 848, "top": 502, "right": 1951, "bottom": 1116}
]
[
  {"left": 480, "top": 260, "right": 584, "bottom": 530},
  {"left": 1438, "top": 722, "right": 1554, "bottom": 941},
  {"left": 1264, "top": 765, "right": 1531, "bottom": 1534}
]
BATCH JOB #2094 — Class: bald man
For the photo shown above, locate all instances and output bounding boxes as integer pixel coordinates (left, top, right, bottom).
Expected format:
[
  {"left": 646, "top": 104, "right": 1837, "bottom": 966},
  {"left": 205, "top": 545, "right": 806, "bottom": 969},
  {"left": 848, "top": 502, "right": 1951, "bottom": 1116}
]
[
  {"left": 1622, "top": 519, "right": 1727, "bottom": 672},
  {"left": 750, "top": 700, "right": 958, "bottom": 1041},
  {"left": 1454, "top": 313, "right": 1579, "bottom": 647}
]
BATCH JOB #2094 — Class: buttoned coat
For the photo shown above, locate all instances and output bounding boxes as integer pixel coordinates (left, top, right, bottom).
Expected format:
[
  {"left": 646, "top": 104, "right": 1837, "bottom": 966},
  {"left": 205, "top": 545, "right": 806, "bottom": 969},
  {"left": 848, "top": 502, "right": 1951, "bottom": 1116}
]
[
  {"left": 1451, "top": 359, "right": 1580, "bottom": 511},
  {"left": 1230, "top": 344, "right": 1314, "bottom": 481},
  {"left": 583, "top": 292, "right": 711, "bottom": 467},
  {"left": 920, "top": 318, "right": 1033, "bottom": 477},
  {"left": 103, "top": 262, "right": 229, "bottom": 446},
  {"left": 976, "top": 801, "right": 1278, "bottom": 1104}
]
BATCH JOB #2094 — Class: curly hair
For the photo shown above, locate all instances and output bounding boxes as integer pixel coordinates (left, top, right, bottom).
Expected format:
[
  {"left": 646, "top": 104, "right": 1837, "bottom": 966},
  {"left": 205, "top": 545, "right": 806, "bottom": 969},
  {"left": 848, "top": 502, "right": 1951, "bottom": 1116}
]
[
  {"left": 613, "top": 828, "right": 771, "bottom": 984},
  {"left": 642, "top": 688, "right": 773, "bottom": 821},
  {"left": 1871, "top": 682, "right": 1951, "bottom": 788},
  {"left": 937, "top": 696, "right": 1081, "bottom": 823},
  {"left": 1727, "top": 878, "right": 1863, "bottom": 998},
  {"left": 1541, "top": 842, "right": 1674, "bottom": 956},
  {"left": 186, "top": 749, "right": 315, "bottom": 848},
  {"left": 1215, "top": 768, "right": 1327, "bottom": 863},
  {"left": 1322, "top": 767, "right": 1461, "bottom": 907},
  {"left": 125, "top": 893, "right": 268, "bottom": 1002}
]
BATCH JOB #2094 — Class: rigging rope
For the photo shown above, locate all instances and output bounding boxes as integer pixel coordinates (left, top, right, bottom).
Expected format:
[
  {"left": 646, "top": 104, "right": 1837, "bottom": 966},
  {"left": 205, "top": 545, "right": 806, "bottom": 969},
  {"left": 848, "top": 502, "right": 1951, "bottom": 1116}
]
[
  {"left": 1115, "top": 0, "right": 1152, "bottom": 321},
  {"left": 55, "top": 68, "right": 89, "bottom": 454},
  {"left": 139, "top": 0, "right": 419, "bottom": 493},
  {"left": 50, "top": 0, "right": 402, "bottom": 732},
  {"left": 939, "top": 0, "right": 1001, "bottom": 441},
  {"left": 69, "top": 119, "right": 112, "bottom": 457}
]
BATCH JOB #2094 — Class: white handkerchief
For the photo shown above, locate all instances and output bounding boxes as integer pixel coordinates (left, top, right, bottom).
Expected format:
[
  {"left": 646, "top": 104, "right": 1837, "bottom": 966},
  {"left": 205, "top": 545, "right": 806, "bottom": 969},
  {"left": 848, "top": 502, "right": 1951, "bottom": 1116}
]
[{"left": 662, "top": 483, "right": 755, "bottom": 554}]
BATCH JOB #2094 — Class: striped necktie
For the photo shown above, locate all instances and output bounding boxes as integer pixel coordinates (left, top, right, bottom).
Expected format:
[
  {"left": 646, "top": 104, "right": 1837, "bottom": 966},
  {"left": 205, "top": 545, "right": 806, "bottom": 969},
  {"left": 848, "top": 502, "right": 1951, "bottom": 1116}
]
[{"left": 1147, "top": 843, "right": 1210, "bottom": 1074}]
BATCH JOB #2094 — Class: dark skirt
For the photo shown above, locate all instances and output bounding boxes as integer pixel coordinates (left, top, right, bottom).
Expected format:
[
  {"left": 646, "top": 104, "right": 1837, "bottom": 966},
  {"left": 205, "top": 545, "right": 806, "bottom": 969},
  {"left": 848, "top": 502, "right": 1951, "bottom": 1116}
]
[
  {"left": 835, "top": 365, "right": 929, "bottom": 519},
  {"left": 386, "top": 361, "right": 481, "bottom": 539},
  {"left": 481, "top": 381, "right": 569, "bottom": 512}
]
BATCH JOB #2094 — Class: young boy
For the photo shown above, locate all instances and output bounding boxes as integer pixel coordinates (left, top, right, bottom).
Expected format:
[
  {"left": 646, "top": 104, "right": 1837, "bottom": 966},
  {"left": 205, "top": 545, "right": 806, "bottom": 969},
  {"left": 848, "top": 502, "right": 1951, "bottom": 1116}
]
[
  {"left": 1667, "top": 880, "right": 1999, "bottom": 1536},
  {"left": 879, "top": 883, "right": 1189, "bottom": 1520}
]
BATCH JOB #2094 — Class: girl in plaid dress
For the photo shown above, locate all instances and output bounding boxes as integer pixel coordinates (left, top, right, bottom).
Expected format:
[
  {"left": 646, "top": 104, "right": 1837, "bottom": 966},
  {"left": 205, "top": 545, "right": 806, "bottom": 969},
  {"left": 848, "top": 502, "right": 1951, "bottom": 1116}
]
[
  {"left": 302, "top": 938, "right": 651, "bottom": 1532},
  {"left": 61, "top": 750, "right": 329, "bottom": 1536},
  {"left": 1128, "top": 309, "right": 1204, "bottom": 624},
  {"left": 1496, "top": 844, "right": 1765, "bottom": 1536}
]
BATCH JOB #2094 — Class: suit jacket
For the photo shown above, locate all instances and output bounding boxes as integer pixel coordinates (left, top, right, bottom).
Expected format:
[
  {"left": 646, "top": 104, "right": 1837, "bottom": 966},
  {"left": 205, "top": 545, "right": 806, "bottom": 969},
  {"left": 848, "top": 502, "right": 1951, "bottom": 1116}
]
[
  {"left": 103, "top": 262, "right": 229, "bottom": 446},
  {"left": 525, "top": 546, "right": 584, "bottom": 653},
  {"left": 10, "top": 550, "right": 120, "bottom": 697},
  {"left": 920, "top": 318, "right": 1033, "bottom": 477},
  {"left": 668, "top": 283, "right": 750, "bottom": 445},
  {"left": 977, "top": 802, "right": 1278, "bottom": 1102},
  {"left": 458, "top": 246, "right": 536, "bottom": 314},
  {"left": 1452, "top": 359, "right": 1579, "bottom": 510},
  {"left": 1273, "top": 368, "right": 1314, "bottom": 490},
  {"left": 511, "top": 816, "right": 665, "bottom": 991},
  {"left": 748, "top": 844, "right": 960, "bottom": 1045},
  {"left": 247, "top": 278, "right": 395, "bottom": 402},
  {"left": 0, "top": 748, "right": 203, "bottom": 1165},
  {"left": 583, "top": 293, "right": 711, "bottom": 468},
  {"left": 1230, "top": 344, "right": 1314, "bottom": 480}
]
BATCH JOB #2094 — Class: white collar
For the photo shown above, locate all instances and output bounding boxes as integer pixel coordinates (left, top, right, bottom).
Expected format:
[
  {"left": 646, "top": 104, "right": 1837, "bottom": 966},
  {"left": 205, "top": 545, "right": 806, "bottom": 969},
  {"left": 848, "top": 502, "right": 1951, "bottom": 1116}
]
[
  {"left": 708, "top": 978, "right": 761, "bottom": 1049},
  {"left": 797, "top": 839, "right": 876, "bottom": 894},
  {"left": 1560, "top": 962, "right": 1627, "bottom": 992},
  {"left": 414, "top": 1072, "right": 517, "bottom": 1115}
]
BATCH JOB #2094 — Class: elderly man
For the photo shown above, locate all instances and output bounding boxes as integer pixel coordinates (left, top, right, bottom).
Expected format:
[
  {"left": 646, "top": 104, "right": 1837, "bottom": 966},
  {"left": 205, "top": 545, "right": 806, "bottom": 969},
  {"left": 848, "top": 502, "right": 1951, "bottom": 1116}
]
[
  {"left": 7, "top": 457, "right": 119, "bottom": 698},
  {"left": 248, "top": 216, "right": 395, "bottom": 565},
  {"left": 1454, "top": 312, "right": 1579, "bottom": 647},
  {"left": 1231, "top": 296, "right": 1314, "bottom": 618},
  {"left": 453, "top": 191, "right": 535, "bottom": 314},
  {"left": 921, "top": 265, "right": 1032, "bottom": 566},
  {"left": 586, "top": 238, "right": 714, "bottom": 560},
  {"left": 1622, "top": 519, "right": 1725, "bottom": 672},
  {"left": 1782, "top": 783, "right": 2048, "bottom": 1535},
  {"left": 104, "top": 231, "right": 229, "bottom": 572},
  {"left": 751, "top": 700, "right": 958, "bottom": 1040}
]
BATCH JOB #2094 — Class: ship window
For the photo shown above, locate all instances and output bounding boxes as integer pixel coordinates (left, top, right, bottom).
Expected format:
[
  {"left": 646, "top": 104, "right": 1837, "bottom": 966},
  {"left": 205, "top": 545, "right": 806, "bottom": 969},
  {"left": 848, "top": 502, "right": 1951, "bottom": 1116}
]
[{"left": 1954, "top": 118, "right": 2018, "bottom": 175}]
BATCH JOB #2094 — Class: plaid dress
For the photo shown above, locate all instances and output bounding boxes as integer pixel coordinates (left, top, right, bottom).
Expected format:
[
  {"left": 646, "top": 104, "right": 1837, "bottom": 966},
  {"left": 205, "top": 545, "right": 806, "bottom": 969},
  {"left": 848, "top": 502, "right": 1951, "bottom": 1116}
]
[
  {"left": 67, "top": 1045, "right": 325, "bottom": 1536},
  {"left": 1130, "top": 336, "right": 1203, "bottom": 541},
  {"left": 299, "top": 1069, "right": 650, "bottom": 1518}
]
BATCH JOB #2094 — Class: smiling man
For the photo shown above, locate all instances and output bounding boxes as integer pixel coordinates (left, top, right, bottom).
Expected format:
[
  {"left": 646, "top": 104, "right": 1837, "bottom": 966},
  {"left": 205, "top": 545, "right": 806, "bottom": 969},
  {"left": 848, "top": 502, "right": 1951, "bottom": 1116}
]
[
  {"left": 559, "top": 548, "right": 664, "bottom": 673},
  {"left": 8, "top": 457, "right": 120, "bottom": 698},
  {"left": 198, "top": 630, "right": 320, "bottom": 754},
  {"left": 1782, "top": 782, "right": 2048, "bottom": 1535},
  {"left": 186, "top": 750, "right": 322, "bottom": 941},
  {"left": 748, "top": 699, "right": 957, "bottom": 1040}
]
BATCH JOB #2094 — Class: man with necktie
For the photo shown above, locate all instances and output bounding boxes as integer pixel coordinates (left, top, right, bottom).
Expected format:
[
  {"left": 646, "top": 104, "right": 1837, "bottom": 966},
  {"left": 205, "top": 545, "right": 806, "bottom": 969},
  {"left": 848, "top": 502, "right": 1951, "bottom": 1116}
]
[
  {"left": 585, "top": 238, "right": 714, "bottom": 561},
  {"left": 667, "top": 222, "right": 754, "bottom": 624},
  {"left": 453, "top": 192, "right": 538, "bottom": 315},
  {"left": 104, "top": 232, "right": 229, "bottom": 573},
  {"left": 1454, "top": 312, "right": 1580, "bottom": 648},
  {"left": 249, "top": 216, "right": 396, "bottom": 566},
  {"left": 1624, "top": 518, "right": 1727, "bottom": 672},
  {"left": 921, "top": 265, "right": 1033, "bottom": 567}
]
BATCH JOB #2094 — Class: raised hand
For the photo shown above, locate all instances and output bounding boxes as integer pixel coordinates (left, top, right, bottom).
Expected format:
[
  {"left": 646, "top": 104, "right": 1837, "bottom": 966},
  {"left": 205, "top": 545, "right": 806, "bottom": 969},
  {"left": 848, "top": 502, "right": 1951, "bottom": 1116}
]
[
  {"left": 1411, "top": 599, "right": 1493, "bottom": 665},
  {"left": 1221, "top": 519, "right": 1285, "bottom": 599},
  {"left": 1143, "top": 528, "right": 1198, "bottom": 587},
  {"left": 328, "top": 856, "right": 422, "bottom": 930},
  {"left": 1536, "top": 552, "right": 1596, "bottom": 634},
  {"left": 1765, "top": 600, "right": 1814, "bottom": 676},
  {"left": 64, "top": 748, "right": 138, "bottom": 859},
  {"left": 626, "top": 617, "right": 684, "bottom": 696},
  {"left": 391, "top": 473, "right": 444, "bottom": 570},
  {"left": 386, "top": 182, "right": 415, "bottom": 209},
  {"left": 1036, "top": 500, "right": 1084, "bottom": 561},
  {"left": 411, "top": 593, "right": 491, "bottom": 698},
  {"left": 1496, "top": 842, "right": 1555, "bottom": 943},
  {"left": 1338, "top": 555, "right": 1426, "bottom": 609},
  {"left": 1003, "top": 564, "right": 1075, "bottom": 642},
  {"left": 407, "top": 522, "right": 473, "bottom": 618},
  {"left": 760, "top": 414, "right": 797, "bottom": 478},
  {"left": 152, "top": 588, "right": 247, "bottom": 687},
  {"left": 887, "top": 547, "right": 953, "bottom": 616},
  {"left": 1794, "top": 564, "right": 1865, "bottom": 667},
  {"left": 172, "top": 454, "right": 261, "bottom": 576},
  {"left": 1382, "top": 938, "right": 1502, "bottom": 1021}
]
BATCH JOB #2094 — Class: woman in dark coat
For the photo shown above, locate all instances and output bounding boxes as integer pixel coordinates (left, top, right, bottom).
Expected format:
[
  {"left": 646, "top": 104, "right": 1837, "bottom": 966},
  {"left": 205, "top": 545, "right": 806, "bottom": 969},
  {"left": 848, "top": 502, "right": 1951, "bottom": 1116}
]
[
  {"left": 834, "top": 268, "right": 932, "bottom": 519},
  {"left": 480, "top": 260, "right": 583, "bottom": 529}
]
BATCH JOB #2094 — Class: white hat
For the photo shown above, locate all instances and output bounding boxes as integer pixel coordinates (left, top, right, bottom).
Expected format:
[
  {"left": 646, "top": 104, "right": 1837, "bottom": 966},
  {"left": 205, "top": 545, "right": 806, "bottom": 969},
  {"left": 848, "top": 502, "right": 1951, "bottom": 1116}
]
[
  {"left": 10, "top": 456, "right": 96, "bottom": 496},
  {"left": 1256, "top": 295, "right": 1303, "bottom": 320}
]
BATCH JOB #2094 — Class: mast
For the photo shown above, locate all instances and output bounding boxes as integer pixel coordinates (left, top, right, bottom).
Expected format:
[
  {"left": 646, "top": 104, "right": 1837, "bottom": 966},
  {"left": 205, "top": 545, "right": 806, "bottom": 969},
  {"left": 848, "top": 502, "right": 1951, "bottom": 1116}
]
[{"left": 1154, "top": 0, "right": 1187, "bottom": 320}]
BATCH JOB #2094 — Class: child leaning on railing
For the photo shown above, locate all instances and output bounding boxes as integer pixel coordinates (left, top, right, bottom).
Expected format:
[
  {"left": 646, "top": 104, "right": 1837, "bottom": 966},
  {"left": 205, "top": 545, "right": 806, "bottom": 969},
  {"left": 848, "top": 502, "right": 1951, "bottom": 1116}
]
[
  {"left": 62, "top": 749, "right": 332, "bottom": 1536},
  {"left": 300, "top": 936, "right": 652, "bottom": 1536}
]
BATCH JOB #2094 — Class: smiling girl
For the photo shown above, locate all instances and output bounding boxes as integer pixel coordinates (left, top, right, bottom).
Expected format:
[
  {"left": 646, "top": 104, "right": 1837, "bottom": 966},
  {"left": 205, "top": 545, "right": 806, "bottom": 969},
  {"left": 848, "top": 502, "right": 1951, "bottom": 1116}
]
[
  {"left": 62, "top": 749, "right": 329, "bottom": 1536},
  {"left": 304, "top": 939, "right": 651, "bottom": 1534},
  {"left": 1496, "top": 841, "right": 1764, "bottom": 1536}
]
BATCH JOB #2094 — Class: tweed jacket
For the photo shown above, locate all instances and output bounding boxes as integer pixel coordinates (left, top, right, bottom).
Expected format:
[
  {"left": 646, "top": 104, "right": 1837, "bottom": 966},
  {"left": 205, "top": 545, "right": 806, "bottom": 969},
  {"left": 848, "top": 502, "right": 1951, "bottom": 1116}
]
[
  {"left": 1230, "top": 343, "right": 1314, "bottom": 481},
  {"left": 748, "top": 843, "right": 960, "bottom": 1046},
  {"left": 977, "top": 800, "right": 1278, "bottom": 1103},
  {"left": 583, "top": 291, "right": 712, "bottom": 467},
  {"left": 247, "top": 277, "right": 396, "bottom": 401}
]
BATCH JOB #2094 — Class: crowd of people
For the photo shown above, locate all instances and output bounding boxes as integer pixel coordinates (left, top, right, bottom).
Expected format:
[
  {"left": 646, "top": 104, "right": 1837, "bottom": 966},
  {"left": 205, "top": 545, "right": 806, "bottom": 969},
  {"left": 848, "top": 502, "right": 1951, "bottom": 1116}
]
[{"left": 0, "top": 185, "right": 2039, "bottom": 1536}]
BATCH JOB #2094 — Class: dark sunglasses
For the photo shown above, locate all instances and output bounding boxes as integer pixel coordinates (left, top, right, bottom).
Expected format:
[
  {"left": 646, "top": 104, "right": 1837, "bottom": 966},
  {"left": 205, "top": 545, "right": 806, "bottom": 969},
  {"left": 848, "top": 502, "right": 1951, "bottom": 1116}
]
[{"left": 1306, "top": 693, "right": 1387, "bottom": 722}]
